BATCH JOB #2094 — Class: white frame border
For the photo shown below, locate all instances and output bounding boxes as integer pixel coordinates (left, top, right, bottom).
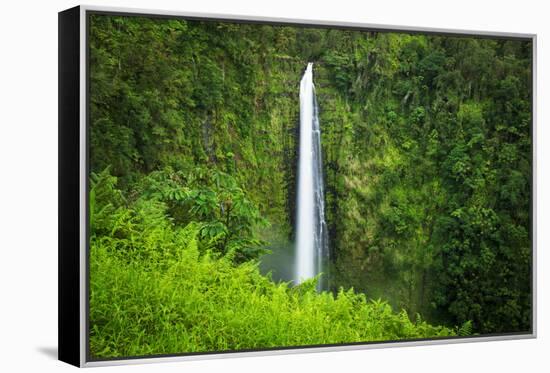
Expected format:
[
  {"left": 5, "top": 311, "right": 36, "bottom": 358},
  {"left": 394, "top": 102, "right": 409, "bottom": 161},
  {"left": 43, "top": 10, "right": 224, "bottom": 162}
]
[{"left": 77, "top": 5, "right": 537, "bottom": 367}]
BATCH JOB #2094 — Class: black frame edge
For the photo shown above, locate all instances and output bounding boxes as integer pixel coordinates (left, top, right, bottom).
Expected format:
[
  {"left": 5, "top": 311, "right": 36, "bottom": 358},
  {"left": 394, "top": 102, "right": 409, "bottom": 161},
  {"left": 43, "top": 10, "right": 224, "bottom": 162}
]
[{"left": 59, "top": 5, "right": 82, "bottom": 368}]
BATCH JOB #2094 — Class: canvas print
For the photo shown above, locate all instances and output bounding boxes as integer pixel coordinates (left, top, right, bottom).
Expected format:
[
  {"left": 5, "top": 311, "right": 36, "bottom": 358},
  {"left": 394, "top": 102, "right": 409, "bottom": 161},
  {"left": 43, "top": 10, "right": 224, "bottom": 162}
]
[{"left": 87, "top": 12, "right": 533, "bottom": 359}]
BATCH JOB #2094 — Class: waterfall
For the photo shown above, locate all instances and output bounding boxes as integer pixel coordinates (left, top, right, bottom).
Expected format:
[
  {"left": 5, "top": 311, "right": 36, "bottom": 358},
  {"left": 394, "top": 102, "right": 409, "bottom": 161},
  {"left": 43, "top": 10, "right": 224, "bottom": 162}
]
[{"left": 295, "top": 63, "right": 328, "bottom": 289}]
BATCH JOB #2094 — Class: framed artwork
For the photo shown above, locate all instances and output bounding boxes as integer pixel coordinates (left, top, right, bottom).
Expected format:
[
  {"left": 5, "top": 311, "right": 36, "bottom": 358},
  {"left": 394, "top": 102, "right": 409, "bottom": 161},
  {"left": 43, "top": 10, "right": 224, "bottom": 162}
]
[{"left": 59, "top": 5, "right": 536, "bottom": 367}]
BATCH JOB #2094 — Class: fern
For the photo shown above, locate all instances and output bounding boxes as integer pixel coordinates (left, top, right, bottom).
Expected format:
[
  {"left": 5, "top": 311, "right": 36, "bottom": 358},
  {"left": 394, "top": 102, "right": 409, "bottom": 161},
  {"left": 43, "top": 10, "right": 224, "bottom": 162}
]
[{"left": 458, "top": 320, "right": 473, "bottom": 337}]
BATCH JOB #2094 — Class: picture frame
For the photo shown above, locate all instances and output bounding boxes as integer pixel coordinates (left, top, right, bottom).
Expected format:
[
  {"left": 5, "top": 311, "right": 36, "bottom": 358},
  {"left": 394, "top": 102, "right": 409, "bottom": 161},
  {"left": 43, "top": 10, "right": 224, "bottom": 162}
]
[{"left": 59, "top": 5, "right": 537, "bottom": 367}]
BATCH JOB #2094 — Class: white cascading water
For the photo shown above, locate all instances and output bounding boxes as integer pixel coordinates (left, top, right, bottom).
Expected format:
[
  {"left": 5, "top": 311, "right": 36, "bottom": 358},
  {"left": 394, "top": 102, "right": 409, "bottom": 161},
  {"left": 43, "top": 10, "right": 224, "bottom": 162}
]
[{"left": 295, "top": 63, "right": 328, "bottom": 288}]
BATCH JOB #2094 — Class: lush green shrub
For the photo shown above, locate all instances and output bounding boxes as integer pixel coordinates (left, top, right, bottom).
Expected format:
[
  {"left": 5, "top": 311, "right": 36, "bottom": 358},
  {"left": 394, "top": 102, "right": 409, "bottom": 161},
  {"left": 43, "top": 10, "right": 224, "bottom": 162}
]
[{"left": 89, "top": 172, "right": 456, "bottom": 358}]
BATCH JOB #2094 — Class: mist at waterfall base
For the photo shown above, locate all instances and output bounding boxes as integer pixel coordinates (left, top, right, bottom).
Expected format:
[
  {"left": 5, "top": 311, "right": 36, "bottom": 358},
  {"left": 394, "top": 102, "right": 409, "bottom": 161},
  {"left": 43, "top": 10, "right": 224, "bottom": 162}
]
[{"left": 260, "top": 63, "right": 328, "bottom": 290}]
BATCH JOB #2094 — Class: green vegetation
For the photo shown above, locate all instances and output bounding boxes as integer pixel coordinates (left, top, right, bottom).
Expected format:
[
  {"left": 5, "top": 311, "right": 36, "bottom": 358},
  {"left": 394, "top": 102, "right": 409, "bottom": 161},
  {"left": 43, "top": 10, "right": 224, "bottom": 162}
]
[
  {"left": 317, "top": 33, "right": 532, "bottom": 333},
  {"left": 90, "top": 171, "right": 455, "bottom": 357},
  {"left": 88, "top": 13, "right": 532, "bottom": 358}
]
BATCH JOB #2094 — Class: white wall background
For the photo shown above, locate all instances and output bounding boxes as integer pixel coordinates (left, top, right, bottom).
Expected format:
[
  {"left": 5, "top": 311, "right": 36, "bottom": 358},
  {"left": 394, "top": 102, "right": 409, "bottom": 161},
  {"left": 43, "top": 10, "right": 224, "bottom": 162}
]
[{"left": 0, "top": 0, "right": 547, "bottom": 371}]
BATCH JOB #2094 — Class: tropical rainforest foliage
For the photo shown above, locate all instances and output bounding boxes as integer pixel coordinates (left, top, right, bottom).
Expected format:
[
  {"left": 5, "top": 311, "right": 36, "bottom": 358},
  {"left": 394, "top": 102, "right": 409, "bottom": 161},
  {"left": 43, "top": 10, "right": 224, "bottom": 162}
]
[
  {"left": 88, "top": 13, "right": 532, "bottom": 358},
  {"left": 89, "top": 170, "right": 457, "bottom": 357}
]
